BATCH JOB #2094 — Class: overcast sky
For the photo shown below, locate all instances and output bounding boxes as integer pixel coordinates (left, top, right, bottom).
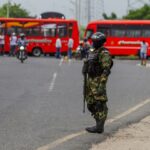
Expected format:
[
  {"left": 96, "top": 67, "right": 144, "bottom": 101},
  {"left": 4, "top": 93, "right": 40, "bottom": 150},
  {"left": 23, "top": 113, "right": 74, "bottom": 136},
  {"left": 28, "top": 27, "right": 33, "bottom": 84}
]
[{"left": 0, "top": 0, "right": 150, "bottom": 20}]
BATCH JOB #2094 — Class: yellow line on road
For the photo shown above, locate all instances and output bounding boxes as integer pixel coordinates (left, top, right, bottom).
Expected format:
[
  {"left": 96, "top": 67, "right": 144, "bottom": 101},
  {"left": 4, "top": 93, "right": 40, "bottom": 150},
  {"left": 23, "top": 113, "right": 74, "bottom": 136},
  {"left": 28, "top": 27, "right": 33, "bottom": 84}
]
[{"left": 36, "top": 98, "right": 150, "bottom": 150}]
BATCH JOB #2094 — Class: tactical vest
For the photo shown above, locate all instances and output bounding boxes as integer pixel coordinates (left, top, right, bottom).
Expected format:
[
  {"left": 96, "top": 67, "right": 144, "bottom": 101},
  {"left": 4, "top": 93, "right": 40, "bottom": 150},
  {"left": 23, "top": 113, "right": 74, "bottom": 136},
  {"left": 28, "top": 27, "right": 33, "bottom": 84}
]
[
  {"left": 82, "top": 47, "right": 113, "bottom": 77},
  {"left": 86, "top": 48, "right": 102, "bottom": 77}
]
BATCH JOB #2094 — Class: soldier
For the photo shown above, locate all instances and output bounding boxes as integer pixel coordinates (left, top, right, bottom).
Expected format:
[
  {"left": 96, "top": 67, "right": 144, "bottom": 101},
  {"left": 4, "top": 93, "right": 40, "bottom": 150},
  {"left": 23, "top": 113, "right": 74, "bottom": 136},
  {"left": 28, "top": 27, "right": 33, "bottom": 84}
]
[{"left": 82, "top": 32, "right": 113, "bottom": 133}]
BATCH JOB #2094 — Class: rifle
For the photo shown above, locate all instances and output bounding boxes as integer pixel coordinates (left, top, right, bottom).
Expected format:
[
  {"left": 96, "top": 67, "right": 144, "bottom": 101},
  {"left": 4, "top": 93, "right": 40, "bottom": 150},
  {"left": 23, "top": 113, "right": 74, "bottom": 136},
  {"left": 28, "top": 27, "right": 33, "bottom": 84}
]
[
  {"left": 82, "top": 59, "right": 88, "bottom": 113},
  {"left": 83, "top": 73, "right": 87, "bottom": 113}
]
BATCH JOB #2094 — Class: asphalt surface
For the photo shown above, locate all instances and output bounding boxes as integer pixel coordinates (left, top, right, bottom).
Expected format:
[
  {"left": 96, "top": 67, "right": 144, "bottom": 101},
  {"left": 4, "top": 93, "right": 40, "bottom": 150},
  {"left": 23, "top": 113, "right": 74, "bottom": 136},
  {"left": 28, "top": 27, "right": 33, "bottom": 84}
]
[{"left": 0, "top": 56, "right": 150, "bottom": 150}]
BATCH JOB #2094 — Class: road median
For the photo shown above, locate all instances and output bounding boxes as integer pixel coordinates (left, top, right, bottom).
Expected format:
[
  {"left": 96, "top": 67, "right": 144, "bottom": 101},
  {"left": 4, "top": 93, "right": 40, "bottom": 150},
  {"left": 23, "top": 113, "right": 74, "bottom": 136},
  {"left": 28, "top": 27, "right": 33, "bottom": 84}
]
[{"left": 91, "top": 116, "right": 150, "bottom": 150}]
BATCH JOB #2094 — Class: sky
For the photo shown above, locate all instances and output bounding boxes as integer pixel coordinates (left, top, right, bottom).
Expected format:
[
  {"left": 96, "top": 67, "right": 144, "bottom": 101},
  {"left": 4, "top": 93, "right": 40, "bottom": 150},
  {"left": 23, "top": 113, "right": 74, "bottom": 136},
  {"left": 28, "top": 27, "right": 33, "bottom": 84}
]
[
  {"left": 0, "top": 0, "right": 128, "bottom": 17},
  {"left": 0, "top": 0, "right": 150, "bottom": 24}
]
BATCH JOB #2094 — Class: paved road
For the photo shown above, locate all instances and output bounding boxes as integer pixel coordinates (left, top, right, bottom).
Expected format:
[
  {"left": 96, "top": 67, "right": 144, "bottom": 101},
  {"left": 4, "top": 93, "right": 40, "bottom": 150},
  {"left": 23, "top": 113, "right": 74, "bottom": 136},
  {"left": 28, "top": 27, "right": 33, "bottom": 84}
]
[{"left": 0, "top": 56, "right": 150, "bottom": 150}]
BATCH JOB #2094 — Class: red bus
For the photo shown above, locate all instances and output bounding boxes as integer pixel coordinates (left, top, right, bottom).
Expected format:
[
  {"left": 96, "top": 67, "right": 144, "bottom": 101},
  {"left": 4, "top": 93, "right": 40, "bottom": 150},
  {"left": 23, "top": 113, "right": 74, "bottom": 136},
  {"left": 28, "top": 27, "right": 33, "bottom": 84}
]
[
  {"left": 84, "top": 20, "right": 150, "bottom": 57},
  {"left": 0, "top": 17, "right": 79, "bottom": 56}
]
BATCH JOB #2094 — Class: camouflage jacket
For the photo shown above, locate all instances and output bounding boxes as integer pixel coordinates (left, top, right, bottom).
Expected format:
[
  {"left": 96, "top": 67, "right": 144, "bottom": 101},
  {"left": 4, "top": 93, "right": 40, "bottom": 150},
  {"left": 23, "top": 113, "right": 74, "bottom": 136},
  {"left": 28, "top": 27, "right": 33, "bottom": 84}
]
[{"left": 86, "top": 47, "right": 112, "bottom": 102}]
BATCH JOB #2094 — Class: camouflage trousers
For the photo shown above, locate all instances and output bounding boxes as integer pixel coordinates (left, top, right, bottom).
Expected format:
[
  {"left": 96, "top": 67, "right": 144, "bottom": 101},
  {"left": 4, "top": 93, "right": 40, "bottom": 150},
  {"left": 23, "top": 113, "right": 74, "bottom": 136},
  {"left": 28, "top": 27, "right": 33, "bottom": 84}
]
[
  {"left": 87, "top": 101, "right": 108, "bottom": 121},
  {"left": 86, "top": 76, "right": 108, "bottom": 120}
]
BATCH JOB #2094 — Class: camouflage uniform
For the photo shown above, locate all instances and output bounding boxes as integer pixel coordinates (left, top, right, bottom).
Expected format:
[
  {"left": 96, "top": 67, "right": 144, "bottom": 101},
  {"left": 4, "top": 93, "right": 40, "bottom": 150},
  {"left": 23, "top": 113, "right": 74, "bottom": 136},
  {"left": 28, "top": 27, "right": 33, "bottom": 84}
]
[{"left": 85, "top": 47, "right": 112, "bottom": 125}]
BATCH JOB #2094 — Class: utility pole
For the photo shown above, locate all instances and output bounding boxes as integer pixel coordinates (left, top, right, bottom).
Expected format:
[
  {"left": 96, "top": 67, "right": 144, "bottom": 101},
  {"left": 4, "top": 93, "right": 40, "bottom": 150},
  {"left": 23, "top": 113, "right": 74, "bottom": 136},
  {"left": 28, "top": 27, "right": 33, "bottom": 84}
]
[
  {"left": 75, "top": 0, "right": 78, "bottom": 20},
  {"left": 7, "top": 0, "right": 10, "bottom": 18},
  {"left": 72, "top": 0, "right": 81, "bottom": 25},
  {"left": 6, "top": 0, "right": 9, "bottom": 18},
  {"left": 70, "top": 0, "right": 80, "bottom": 22},
  {"left": 78, "top": 0, "right": 81, "bottom": 25},
  {"left": 87, "top": 0, "right": 91, "bottom": 22}
]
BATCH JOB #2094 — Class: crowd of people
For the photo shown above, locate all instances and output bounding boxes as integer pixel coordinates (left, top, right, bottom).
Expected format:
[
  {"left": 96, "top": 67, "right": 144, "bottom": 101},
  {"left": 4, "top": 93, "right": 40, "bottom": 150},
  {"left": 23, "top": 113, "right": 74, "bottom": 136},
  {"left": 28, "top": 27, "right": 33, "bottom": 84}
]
[
  {"left": 55, "top": 37, "right": 91, "bottom": 60},
  {"left": 0, "top": 32, "right": 78, "bottom": 59},
  {"left": 0, "top": 32, "right": 27, "bottom": 57},
  {"left": 75, "top": 38, "right": 91, "bottom": 60},
  {"left": 0, "top": 31, "right": 149, "bottom": 67}
]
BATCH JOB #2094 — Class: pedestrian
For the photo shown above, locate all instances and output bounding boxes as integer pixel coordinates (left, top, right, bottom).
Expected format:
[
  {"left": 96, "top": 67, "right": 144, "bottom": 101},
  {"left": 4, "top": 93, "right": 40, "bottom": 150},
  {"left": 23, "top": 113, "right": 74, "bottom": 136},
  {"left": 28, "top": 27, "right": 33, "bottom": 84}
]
[
  {"left": 55, "top": 37, "right": 62, "bottom": 59},
  {"left": 83, "top": 38, "right": 90, "bottom": 58},
  {"left": 0, "top": 32, "right": 5, "bottom": 55},
  {"left": 17, "top": 33, "right": 27, "bottom": 47},
  {"left": 9, "top": 32, "right": 17, "bottom": 56},
  {"left": 67, "top": 37, "right": 74, "bottom": 59},
  {"left": 75, "top": 41, "right": 84, "bottom": 60},
  {"left": 140, "top": 41, "right": 148, "bottom": 66},
  {"left": 82, "top": 32, "right": 113, "bottom": 133}
]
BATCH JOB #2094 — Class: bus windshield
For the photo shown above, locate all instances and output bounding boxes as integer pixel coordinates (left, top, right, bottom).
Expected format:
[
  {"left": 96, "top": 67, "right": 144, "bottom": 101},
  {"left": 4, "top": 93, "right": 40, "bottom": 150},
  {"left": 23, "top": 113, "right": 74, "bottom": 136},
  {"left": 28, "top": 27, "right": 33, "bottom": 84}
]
[{"left": 85, "top": 29, "right": 93, "bottom": 39}]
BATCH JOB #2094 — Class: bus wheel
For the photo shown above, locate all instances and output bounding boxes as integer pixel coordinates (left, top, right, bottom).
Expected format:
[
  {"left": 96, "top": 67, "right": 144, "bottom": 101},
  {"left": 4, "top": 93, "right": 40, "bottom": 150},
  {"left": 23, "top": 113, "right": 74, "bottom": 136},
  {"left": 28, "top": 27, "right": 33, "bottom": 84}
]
[{"left": 32, "top": 48, "right": 42, "bottom": 57}]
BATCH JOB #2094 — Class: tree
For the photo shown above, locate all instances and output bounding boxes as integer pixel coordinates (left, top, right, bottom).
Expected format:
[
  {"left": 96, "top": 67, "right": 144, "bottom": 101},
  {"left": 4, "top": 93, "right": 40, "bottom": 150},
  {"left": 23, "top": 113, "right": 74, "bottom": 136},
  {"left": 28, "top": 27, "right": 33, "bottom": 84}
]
[
  {"left": 0, "top": 2, "right": 30, "bottom": 18},
  {"left": 123, "top": 4, "right": 150, "bottom": 19},
  {"left": 102, "top": 12, "right": 117, "bottom": 20}
]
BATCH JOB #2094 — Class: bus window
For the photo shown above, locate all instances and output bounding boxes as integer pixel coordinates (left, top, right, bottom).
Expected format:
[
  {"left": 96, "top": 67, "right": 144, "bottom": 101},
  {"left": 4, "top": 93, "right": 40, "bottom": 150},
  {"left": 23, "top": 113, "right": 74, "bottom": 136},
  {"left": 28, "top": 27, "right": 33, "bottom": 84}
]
[
  {"left": 125, "top": 25, "right": 142, "bottom": 37},
  {"left": 68, "top": 23, "right": 73, "bottom": 37},
  {"left": 7, "top": 26, "right": 23, "bottom": 36},
  {"left": 126, "top": 29, "right": 141, "bottom": 37},
  {"left": 29, "top": 26, "right": 41, "bottom": 36},
  {"left": 0, "top": 27, "right": 4, "bottom": 35},
  {"left": 17, "top": 28, "right": 24, "bottom": 35},
  {"left": 57, "top": 24, "right": 67, "bottom": 37},
  {"left": 0, "top": 22, "right": 4, "bottom": 33},
  {"left": 97, "top": 25, "right": 110, "bottom": 36},
  {"left": 111, "top": 29, "right": 126, "bottom": 37},
  {"left": 142, "top": 25, "right": 150, "bottom": 37},
  {"left": 142, "top": 29, "right": 150, "bottom": 37},
  {"left": 111, "top": 25, "right": 126, "bottom": 37},
  {"left": 85, "top": 29, "right": 93, "bottom": 39},
  {"left": 41, "top": 23, "right": 56, "bottom": 37}
]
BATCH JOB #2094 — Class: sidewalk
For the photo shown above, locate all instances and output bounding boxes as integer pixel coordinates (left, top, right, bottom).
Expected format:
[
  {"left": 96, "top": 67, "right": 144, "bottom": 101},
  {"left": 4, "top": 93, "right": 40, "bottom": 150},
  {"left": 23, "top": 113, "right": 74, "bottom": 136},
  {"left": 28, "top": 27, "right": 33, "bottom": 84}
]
[{"left": 91, "top": 116, "right": 150, "bottom": 150}]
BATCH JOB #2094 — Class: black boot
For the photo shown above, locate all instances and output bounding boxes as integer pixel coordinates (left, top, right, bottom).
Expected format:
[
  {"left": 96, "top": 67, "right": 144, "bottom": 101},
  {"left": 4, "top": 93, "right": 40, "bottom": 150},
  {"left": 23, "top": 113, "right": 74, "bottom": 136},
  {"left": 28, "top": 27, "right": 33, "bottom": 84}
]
[{"left": 86, "top": 119, "right": 105, "bottom": 133}]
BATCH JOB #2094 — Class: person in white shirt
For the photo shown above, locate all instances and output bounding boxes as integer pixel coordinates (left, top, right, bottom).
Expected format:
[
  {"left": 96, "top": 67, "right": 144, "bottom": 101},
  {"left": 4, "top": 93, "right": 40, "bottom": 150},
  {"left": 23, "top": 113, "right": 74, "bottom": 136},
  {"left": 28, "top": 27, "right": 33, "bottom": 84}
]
[
  {"left": 67, "top": 38, "right": 74, "bottom": 59},
  {"left": 0, "top": 33, "right": 5, "bottom": 55},
  {"left": 9, "top": 32, "right": 17, "bottom": 56},
  {"left": 55, "top": 38, "right": 62, "bottom": 58},
  {"left": 140, "top": 41, "right": 148, "bottom": 66}
]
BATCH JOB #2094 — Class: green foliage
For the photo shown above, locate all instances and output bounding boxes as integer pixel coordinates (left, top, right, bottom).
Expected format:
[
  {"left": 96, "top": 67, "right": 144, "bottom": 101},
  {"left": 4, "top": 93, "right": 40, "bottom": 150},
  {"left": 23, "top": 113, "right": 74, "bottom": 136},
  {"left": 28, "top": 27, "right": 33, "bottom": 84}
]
[
  {"left": 102, "top": 12, "right": 117, "bottom": 20},
  {"left": 0, "top": 2, "right": 30, "bottom": 18},
  {"left": 123, "top": 4, "right": 150, "bottom": 19}
]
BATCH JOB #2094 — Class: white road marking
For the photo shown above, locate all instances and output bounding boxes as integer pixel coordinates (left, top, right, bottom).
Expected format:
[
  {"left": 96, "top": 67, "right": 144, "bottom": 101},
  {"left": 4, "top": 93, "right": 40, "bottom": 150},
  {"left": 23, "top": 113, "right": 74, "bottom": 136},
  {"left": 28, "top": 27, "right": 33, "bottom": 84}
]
[
  {"left": 106, "top": 98, "right": 150, "bottom": 124},
  {"left": 146, "top": 63, "right": 150, "bottom": 67},
  {"left": 36, "top": 98, "right": 150, "bottom": 150},
  {"left": 59, "top": 58, "right": 63, "bottom": 66},
  {"left": 49, "top": 72, "right": 57, "bottom": 92},
  {"left": 68, "top": 59, "right": 71, "bottom": 65},
  {"left": 37, "top": 131, "right": 86, "bottom": 150},
  {"left": 137, "top": 63, "right": 150, "bottom": 68}
]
